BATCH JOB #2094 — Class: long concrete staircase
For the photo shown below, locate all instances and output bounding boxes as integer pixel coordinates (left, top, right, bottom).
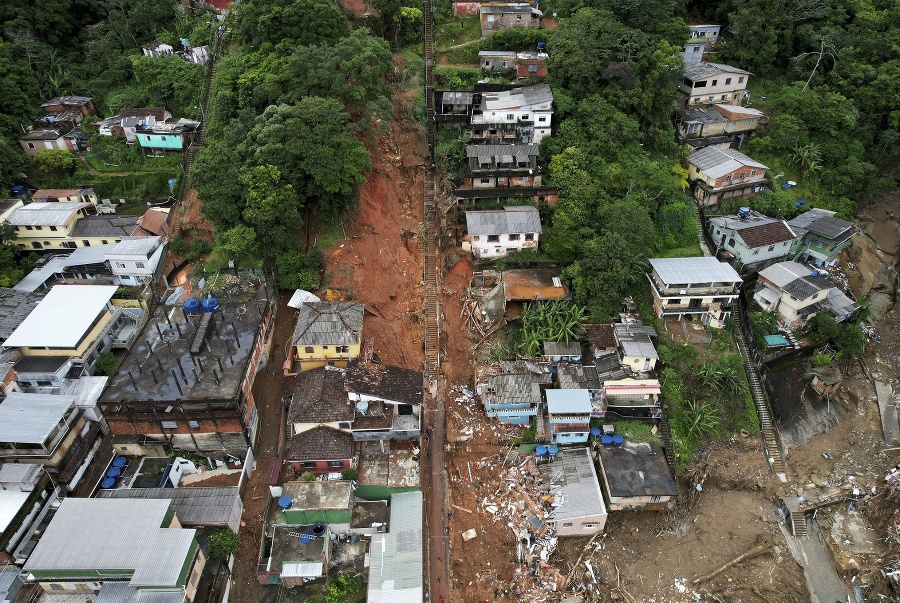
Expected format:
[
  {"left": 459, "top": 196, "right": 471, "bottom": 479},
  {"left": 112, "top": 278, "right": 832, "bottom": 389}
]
[
  {"left": 423, "top": 0, "right": 440, "bottom": 378},
  {"left": 732, "top": 302, "right": 786, "bottom": 475}
]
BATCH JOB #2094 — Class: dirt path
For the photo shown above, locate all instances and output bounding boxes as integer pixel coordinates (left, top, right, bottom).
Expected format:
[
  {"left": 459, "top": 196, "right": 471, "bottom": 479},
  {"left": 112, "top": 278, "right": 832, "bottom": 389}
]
[{"left": 229, "top": 290, "right": 293, "bottom": 603}]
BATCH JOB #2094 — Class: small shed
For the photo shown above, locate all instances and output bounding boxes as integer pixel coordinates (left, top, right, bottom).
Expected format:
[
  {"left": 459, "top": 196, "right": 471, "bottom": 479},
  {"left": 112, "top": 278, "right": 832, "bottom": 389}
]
[{"left": 809, "top": 364, "right": 842, "bottom": 397}]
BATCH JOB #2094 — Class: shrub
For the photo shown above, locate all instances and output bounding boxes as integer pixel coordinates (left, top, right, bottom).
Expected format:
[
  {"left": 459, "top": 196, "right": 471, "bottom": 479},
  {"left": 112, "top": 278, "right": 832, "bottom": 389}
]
[
  {"left": 94, "top": 352, "right": 120, "bottom": 376},
  {"left": 300, "top": 471, "right": 317, "bottom": 482},
  {"left": 207, "top": 528, "right": 240, "bottom": 559},
  {"left": 340, "top": 468, "right": 358, "bottom": 481}
]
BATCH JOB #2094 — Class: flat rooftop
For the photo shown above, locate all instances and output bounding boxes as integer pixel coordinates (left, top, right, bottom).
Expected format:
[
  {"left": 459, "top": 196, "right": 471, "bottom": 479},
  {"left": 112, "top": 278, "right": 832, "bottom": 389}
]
[
  {"left": 3, "top": 284, "right": 117, "bottom": 349},
  {"left": 270, "top": 524, "right": 326, "bottom": 575},
  {"left": 0, "top": 392, "right": 76, "bottom": 444},
  {"left": 598, "top": 442, "right": 678, "bottom": 498},
  {"left": 100, "top": 275, "right": 270, "bottom": 404},
  {"left": 281, "top": 481, "right": 353, "bottom": 510},
  {"left": 538, "top": 447, "right": 606, "bottom": 522}
]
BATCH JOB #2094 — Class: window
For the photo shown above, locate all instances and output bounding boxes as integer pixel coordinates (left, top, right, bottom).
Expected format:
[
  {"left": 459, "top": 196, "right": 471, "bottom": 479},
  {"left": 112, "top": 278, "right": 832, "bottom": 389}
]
[
  {"left": 339, "top": 422, "right": 351, "bottom": 429},
  {"left": 562, "top": 522, "right": 574, "bottom": 528},
  {"left": 322, "top": 346, "right": 329, "bottom": 350},
  {"left": 509, "top": 234, "right": 520, "bottom": 241},
  {"left": 721, "top": 95, "right": 727, "bottom": 100},
  {"left": 49, "top": 226, "right": 57, "bottom": 231},
  {"left": 327, "top": 460, "right": 345, "bottom": 468},
  {"left": 538, "top": 116, "right": 547, "bottom": 122},
  {"left": 37, "top": 380, "right": 52, "bottom": 386},
  {"left": 120, "top": 446, "right": 129, "bottom": 451},
  {"left": 25, "top": 225, "right": 33, "bottom": 230},
  {"left": 694, "top": 80, "right": 707, "bottom": 88},
  {"left": 83, "top": 240, "right": 90, "bottom": 246},
  {"left": 506, "top": 113, "right": 514, "bottom": 120},
  {"left": 707, "top": 96, "right": 714, "bottom": 102},
  {"left": 738, "top": 76, "right": 744, "bottom": 83},
  {"left": 524, "top": 233, "right": 534, "bottom": 241},
  {"left": 27, "top": 142, "right": 35, "bottom": 149},
  {"left": 650, "top": 495, "right": 662, "bottom": 503},
  {"left": 62, "top": 241, "right": 76, "bottom": 249},
  {"left": 522, "top": 114, "right": 529, "bottom": 121},
  {"left": 767, "top": 245, "right": 775, "bottom": 252},
  {"left": 812, "top": 293, "right": 819, "bottom": 299},
  {"left": 338, "top": 346, "right": 349, "bottom": 353},
  {"left": 102, "top": 240, "right": 108, "bottom": 244},
  {"left": 726, "top": 174, "right": 733, "bottom": 182},
  {"left": 518, "top": 176, "right": 527, "bottom": 182},
  {"left": 304, "top": 346, "right": 314, "bottom": 353},
  {"left": 528, "top": 64, "right": 537, "bottom": 73},
  {"left": 516, "top": 13, "right": 522, "bottom": 19},
  {"left": 669, "top": 299, "right": 681, "bottom": 305},
  {"left": 693, "top": 97, "right": 700, "bottom": 103},
  {"left": 50, "top": 584, "right": 63, "bottom": 591},
  {"left": 301, "top": 462, "right": 317, "bottom": 469},
  {"left": 501, "top": 60, "right": 509, "bottom": 67},
  {"left": 135, "top": 261, "right": 145, "bottom": 269},
  {"left": 473, "top": 236, "right": 480, "bottom": 241},
  {"left": 753, "top": 249, "right": 759, "bottom": 255},
  {"left": 487, "top": 234, "right": 500, "bottom": 242},
  {"left": 725, "top": 77, "right": 732, "bottom": 85},
  {"left": 115, "top": 261, "right": 126, "bottom": 269},
  {"left": 693, "top": 46, "right": 700, "bottom": 52},
  {"left": 739, "top": 172, "right": 746, "bottom": 179},
  {"left": 480, "top": 177, "right": 491, "bottom": 184},
  {"left": 728, "top": 238, "right": 735, "bottom": 248},
  {"left": 161, "top": 136, "right": 167, "bottom": 141},
  {"left": 582, "top": 523, "right": 597, "bottom": 529},
  {"left": 750, "top": 169, "right": 757, "bottom": 176},
  {"left": 749, "top": 119, "right": 754, "bottom": 126},
  {"left": 34, "top": 225, "right": 42, "bottom": 231}
]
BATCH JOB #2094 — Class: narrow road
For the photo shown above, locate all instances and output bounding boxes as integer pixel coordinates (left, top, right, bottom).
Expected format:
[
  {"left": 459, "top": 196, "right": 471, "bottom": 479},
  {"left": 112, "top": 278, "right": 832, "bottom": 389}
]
[{"left": 229, "top": 290, "right": 293, "bottom": 603}]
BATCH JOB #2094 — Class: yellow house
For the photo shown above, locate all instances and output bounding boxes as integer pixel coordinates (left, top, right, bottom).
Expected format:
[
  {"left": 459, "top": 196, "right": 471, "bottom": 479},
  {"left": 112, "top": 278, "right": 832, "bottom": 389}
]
[
  {"left": 3, "top": 284, "right": 124, "bottom": 374},
  {"left": 31, "top": 188, "right": 99, "bottom": 204},
  {"left": 292, "top": 301, "right": 364, "bottom": 371},
  {"left": 5, "top": 203, "right": 140, "bottom": 251}
]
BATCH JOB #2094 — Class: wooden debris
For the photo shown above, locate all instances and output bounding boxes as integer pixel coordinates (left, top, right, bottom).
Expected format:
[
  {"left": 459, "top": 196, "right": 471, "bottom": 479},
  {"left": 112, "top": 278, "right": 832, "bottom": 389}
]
[
  {"left": 451, "top": 504, "right": 473, "bottom": 514},
  {"left": 691, "top": 545, "right": 772, "bottom": 585}
]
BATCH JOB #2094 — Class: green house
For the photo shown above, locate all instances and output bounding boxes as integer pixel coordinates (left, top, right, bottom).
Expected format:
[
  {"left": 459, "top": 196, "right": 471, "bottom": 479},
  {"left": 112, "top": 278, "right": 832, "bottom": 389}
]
[
  {"left": 787, "top": 208, "right": 855, "bottom": 267},
  {"left": 135, "top": 118, "right": 199, "bottom": 151}
]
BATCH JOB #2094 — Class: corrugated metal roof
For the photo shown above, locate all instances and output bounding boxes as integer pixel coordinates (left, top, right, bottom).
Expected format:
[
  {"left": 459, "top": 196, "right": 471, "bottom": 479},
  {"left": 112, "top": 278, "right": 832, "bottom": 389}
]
[
  {"left": 70, "top": 214, "right": 140, "bottom": 237},
  {"left": 110, "top": 236, "right": 161, "bottom": 257},
  {"left": 0, "top": 490, "right": 30, "bottom": 534},
  {"left": 441, "top": 91, "right": 474, "bottom": 105},
  {"left": 24, "top": 498, "right": 196, "bottom": 588},
  {"left": 98, "top": 487, "right": 243, "bottom": 531},
  {"left": 688, "top": 146, "right": 767, "bottom": 178},
  {"left": 292, "top": 301, "right": 364, "bottom": 346},
  {"left": 287, "top": 289, "right": 321, "bottom": 309},
  {"left": 806, "top": 215, "right": 852, "bottom": 239},
  {"left": 614, "top": 322, "right": 658, "bottom": 360},
  {"left": 683, "top": 61, "right": 750, "bottom": 81},
  {"left": 543, "top": 341, "right": 581, "bottom": 357},
  {"left": 0, "top": 392, "right": 75, "bottom": 444},
  {"left": 466, "top": 143, "right": 538, "bottom": 161},
  {"left": 648, "top": 257, "right": 742, "bottom": 285},
  {"left": 758, "top": 261, "right": 810, "bottom": 288},
  {"left": 538, "top": 447, "right": 606, "bottom": 522},
  {"left": 546, "top": 389, "right": 592, "bottom": 415},
  {"left": 4, "top": 284, "right": 117, "bottom": 349},
  {"left": 676, "top": 106, "right": 726, "bottom": 124},
  {"left": 6, "top": 202, "right": 89, "bottom": 226},
  {"left": 479, "top": 50, "right": 517, "bottom": 57},
  {"left": 368, "top": 491, "right": 422, "bottom": 603},
  {"left": 0, "top": 462, "right": 42, "bottom": 486},
  {"left": 787, "top": 208, "right": 835, "bottom": 232},
  {"left": 59, "top": 375, "right": 109, "bottom": 407},
  {"left": 282, "top": 561, "right": 324, "bottom": 577},
  {"left": 466, "top": 206, "right": 541, "bottom": 236},
  {"left": 481, "top": 83, "right": 553, "bottom": 111}
]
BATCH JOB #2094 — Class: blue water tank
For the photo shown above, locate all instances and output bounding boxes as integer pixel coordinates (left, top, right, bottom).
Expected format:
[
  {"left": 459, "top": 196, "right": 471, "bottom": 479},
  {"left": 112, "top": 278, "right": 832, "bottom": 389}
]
[
  {"left": 601, "top": 435, "right": 614, "bottom": 446},
  {"left": 738, "top": 207, "right": 751, "bottom": 218},
  {"left": 277, "top": 495, "right": 292, "bottom": 510},
  {"left": 548, "top": 445, "right": 559, "bottom": 456},
  {"left": 612, "top": 434, "right": 624, "bottom": 446},
  {"left": 535, "top": 445, "right": 548, "bottom": 456},
  {"left": 202, "top": 296, "right": 220, "bottom": 313},
  {"left": 183, "top": 297, "right": 202, "bottom": 315},
  {"left": 100, "top": 477, "right": 116, "bottom": 489},
  {"left": 537, "top": 41, "right": 546, "bottom": 50},
  {"left": 298, "top": 533, "right": 313, "bottom": 543},
  {"left": 590, "top": 427, "right": 601, "bottom": 437}
]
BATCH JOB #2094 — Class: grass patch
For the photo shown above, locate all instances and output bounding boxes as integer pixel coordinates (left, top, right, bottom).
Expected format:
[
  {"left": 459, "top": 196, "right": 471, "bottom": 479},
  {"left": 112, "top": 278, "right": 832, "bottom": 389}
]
[
  {"left": 655, "top": 242, "right": 704, "bottom": 258},
  {"left": 435, "top": 15, "right": 482, "bottom": 49},
  {"left": 609, "top": 420, "right": 661, "bottom": 443},
  {"left": 312, "top": 218, "right": 347, "bottom": 249}
]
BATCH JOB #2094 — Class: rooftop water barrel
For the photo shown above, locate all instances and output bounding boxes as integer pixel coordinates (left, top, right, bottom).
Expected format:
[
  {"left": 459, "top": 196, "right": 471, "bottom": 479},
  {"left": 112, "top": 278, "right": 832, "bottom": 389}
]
[
  {"left": 312, "top": 524, "right": 326, "bottom": 536},
  {"left": 601, "top": 435, "right": 614, "bottom": 446},
  {"left": 298, "top": 533, "right": 313, "bottom": 543},
  {"left": 112, "top": 456, "right": 127, "bottom": 468},
  {"left": 738, "top": 207, "right": 751, "bottom": 218},
  {"left": 548, "top": 445, "right": 559, "bottom": 456},
  {"left": 277, "top": 495, "right": 292, "bottom": 510},
  {"left": 537, "top": 41, "right": 546, "bottom": 50},
  {"left": 571, "top": 355, "right": 582, "bottom": 362},
  {"left": 184, "top": 297, "right": 201, "bottom": 315},
  {"left": 202, "top": 296, "right": 220, "bottom": 313},
  {"left": 612, "top": 434, "right": 624, "bottom": 446},
  {"left": 10, "top": 185, "right": 25, "bottom": 199},
  {"left": 356, "top": 400, "right": 369, "bottom": 414},
  {"left": 100, "top": 477, "right": 116, "bottom": 489},
  {"left": 535, "top": 445, "right": 548, "bottom": 456},
  {"left": 590, "top": 427, "right": 601, "bottom": 437}
]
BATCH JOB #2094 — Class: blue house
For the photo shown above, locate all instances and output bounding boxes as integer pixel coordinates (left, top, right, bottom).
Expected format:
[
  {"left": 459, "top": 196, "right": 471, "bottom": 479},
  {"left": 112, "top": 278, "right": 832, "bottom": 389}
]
[
  {"left": 480, "top": 372, "right": 547, "bottom": 425},
  {"left": 546, "top": 389, "right": 592, "bottom": 445}
]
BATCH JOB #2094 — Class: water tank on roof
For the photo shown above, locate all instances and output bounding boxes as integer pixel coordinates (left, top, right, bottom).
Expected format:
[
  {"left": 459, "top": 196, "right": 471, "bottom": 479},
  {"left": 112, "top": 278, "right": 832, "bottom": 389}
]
[
  {"left": 202, "top": 296, "right": 219, "bottom": 313},
  {"left": 536, "top": 445, "right": 548, "bottom": 456},
  {"left": 356, "top": 400, "right": 369, "bottom": 414},
  {"left": 590, "top": 427, "right": 601, "bottom": 438},
  {"left": 601, "top": 435, "right": 614, "bottom": 447},
  {"left": 548, "top": 445, "right": 559, "bottom": 456},
  {"left": 312, "top": 524, "right": 326, "bottom": 536},
  {"left": 738, "top": 207, "right": 751, "bottom": 218},
  {"left": 612, "top": 434, "right": 624, "bottom": 446},
  {"left": 537, "top": 41, "right": 546, "bottom": 50},
  {"left": 277, "top": 495, "right": 292, "bottom": 510},
  {"left": 10, "top": 185, "right": 26, "bottom": 199},
  {"left": 183, "top": 297, "right": 201, "bottom": 315},
  {"left": 571, "top": 355, "right": 582, "bottom": 362}
]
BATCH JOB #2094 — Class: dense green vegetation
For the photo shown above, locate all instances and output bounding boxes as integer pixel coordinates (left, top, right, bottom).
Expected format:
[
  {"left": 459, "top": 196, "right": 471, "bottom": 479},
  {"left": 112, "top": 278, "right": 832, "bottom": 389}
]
[{"left": 192, "top": 0, "right": 397, "bottom": 271}]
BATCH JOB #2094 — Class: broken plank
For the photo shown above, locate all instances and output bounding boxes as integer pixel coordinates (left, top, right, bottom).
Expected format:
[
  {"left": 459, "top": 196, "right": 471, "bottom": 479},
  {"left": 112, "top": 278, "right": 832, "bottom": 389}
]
[{"left": 451, "top": 504, "right": 473, "bottom": 514}]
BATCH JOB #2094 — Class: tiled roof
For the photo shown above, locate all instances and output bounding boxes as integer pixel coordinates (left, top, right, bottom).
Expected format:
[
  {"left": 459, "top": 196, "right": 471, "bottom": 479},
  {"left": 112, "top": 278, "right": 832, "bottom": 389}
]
[
  {"left": 551, "top": 422, "right": 590, "bottom": 434},
  {"left": 584, "top": 324, "right": 616, "bottom": 350},
  {"left": 782, "top": 276, "right": 828, "bottom": 300},
  {"left": 292, "top": 302, "right": 364, "bottom": 346},
  {"left": 290, "top": 426, "right": 353, "bottom": 461},
  {"left": 598, "top": 443, "right": 679, "bottom": 498},
  {"left": 286, "top": 367, "right": 354, "bottom": 424},
  {"left": 688, "top": 146, "right": 767, "bottom": 179},
  {"left": 353, "top": 401, "right": 394, "bottom": 430},
  {"left": 0, "top": 287, "right": 44, "bottom": 343},
  {"left": 344, "top": 360, "right": 423, "bottom": 406},
  {"left": 736, "top": 220, "right": 796, "bottom": 248}
]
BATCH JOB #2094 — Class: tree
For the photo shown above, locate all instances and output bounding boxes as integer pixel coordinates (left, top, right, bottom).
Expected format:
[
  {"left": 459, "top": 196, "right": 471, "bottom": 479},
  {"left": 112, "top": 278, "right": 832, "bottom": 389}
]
[
  {"left": 207, "top": 528, "right": 240, "bottom": 560},
  {"left": 33, "top": 149, "right": 78, "bottom": 177},
  {"left": 241, "top": 100, "right": 371, "bottom": 215},
  {"left": 93, "top": 352, "right": 120, "bottom": 376},
  {"left": 236, "top": 0, "right": 349, "bottom": 50},
  {"left": 241, "top": 164, "right": 303, "bottom": 257},
  {"left": 276, "top": 249, "right": 324, "bottom": 290},
  {"left": 218, "top": 225, "right": 259, "bottom": 266}
]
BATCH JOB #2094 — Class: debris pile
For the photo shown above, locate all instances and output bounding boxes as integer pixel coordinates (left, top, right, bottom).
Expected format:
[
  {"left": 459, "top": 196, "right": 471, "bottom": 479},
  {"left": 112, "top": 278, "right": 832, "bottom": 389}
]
[{"left": 453, "top": 449, "right": 578, "bottom": 602}]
